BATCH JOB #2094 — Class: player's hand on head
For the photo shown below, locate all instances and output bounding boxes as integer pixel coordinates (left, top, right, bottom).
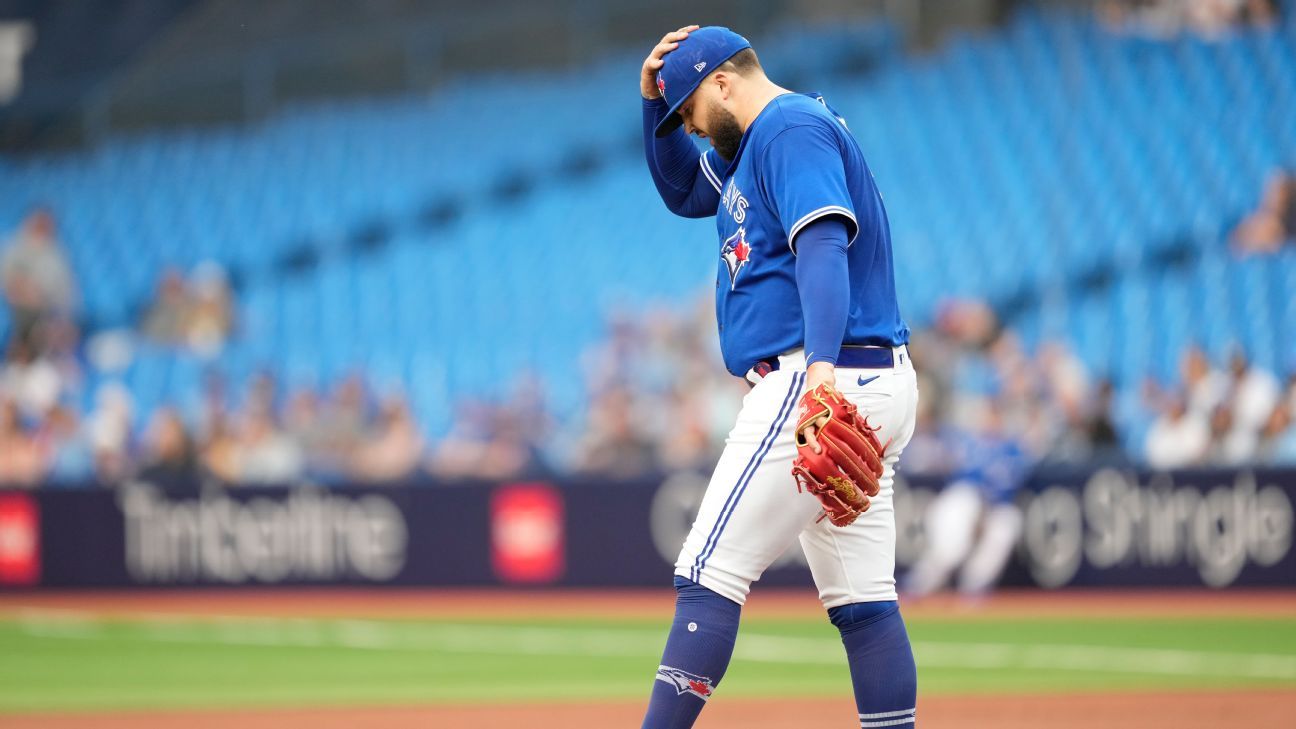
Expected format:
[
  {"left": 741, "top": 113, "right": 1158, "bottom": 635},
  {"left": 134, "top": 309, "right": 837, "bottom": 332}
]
[{"left": 641, "top": 25, "right": 699, "bottom": 99}]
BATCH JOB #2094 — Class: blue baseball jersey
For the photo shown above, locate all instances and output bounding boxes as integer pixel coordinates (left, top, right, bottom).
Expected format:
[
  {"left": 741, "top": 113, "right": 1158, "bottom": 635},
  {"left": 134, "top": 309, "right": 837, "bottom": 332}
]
[
  {"left": 949, "top": 432, "right": 1033, "bottom": 505},
  {"left": 700, "top": 93, "right": 908, "bottom": 376}
]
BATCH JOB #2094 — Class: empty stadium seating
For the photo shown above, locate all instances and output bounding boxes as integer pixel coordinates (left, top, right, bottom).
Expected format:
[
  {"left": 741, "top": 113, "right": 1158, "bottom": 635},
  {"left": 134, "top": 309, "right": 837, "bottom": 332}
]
[{"left": 1, "top": 8, "right": 1292, "bottom": 444}]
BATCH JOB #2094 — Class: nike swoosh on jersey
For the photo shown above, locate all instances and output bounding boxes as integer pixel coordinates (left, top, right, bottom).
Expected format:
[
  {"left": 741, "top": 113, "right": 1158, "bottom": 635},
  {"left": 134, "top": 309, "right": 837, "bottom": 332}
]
[{"left": 857, "top": 375, "right": 879, "bottom": 387}]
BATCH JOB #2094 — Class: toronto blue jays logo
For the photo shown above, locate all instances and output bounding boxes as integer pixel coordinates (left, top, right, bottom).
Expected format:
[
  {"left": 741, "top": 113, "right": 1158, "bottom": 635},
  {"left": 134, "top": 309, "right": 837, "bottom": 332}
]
[
  {"left": 655, "top": 665, "right": 714, "bottom": 700},
  {"left": 721, "top": 227, "right": 752, "bottom": 289}
]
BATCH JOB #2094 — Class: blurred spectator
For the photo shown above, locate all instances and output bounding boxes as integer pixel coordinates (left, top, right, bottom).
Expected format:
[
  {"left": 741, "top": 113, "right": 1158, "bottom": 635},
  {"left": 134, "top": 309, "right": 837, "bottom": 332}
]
[
  {"left": 494, "top": 373, "right": 554, "bottom": 478},
  {"left": 1227, "top": 349, "right": 1281, "bottom": 434},
  {"left": 1140, "top": 374, "right": 1174, "bottom": 421},
  {"left": 930, "top": 301, "right": 1004, "bottom": 432},
  {"left": 201, "top": 414, "right": 241, "bottom": 483},
  {"left": 426, "top": 396, "right": 544, "bottom": 482},
  {"left": 185, "top": 262, "right": 234, "bottom": 357},
  {"left": 1, "top": 208, "right": 78, "bottom": 353},
  {"left": 426, "top": 398, "right": 496, "bottom": 479},
  {"left": 1181, "top": 344, "right": 1228, "bottom": 417},
  {"left": 1038, "top": 341, "right": 1089, "bottom": 413},
  {"left": 504, "top": 371, "right": 554, "bottom": 456},
  {"left": 284, "top": 387, "right": 333, "bottom": 473},
  {"left": 86, "top": 383, "right": 133, "bottom": 482},
  {"left": 483, "top": 413, "right": 547, "bottom": 480},
  {"left": 350, "top": 395, "right": 424, "bottom": 483},
  {"left": 1232, "top": 169, "right": 1296, "bottom": 255},
  {"left": 1100, "top": 0, "right": 1277, "bottom": 37},
  {"left": 236, "top": 405, "right": 303, "bottom": 484},
  {"left": 1085, "top": 379, "right": 1122, "bottom": 457},
  {"left": 1208, "top": 402, "right": 1257, "bottom": 465},
  {"left": 581, "top": 310, "right": 642, "bottom": 396},
  {"left": 0, "top": 396, "right": 44, "bottom": 486},
  {"left": 1034, "top": 340, "right": 1094, "bottom": 461},
  {"left": 140, "top": 268, "right": 191, "bottom": 344},
  {"left": 39, "top": 404, "right": 94, "bottom": 484},
  {"left": 194, "top": 369, "right": 229, "bottom": 441},
  {"left": 896, "top": 391, "right": 953, "bottom": 477},
  {"left": 572, "top": 299, "right": 748, "bottom": 477},
  {"left": 656, "top": 388, "right": 714, "bottom": 472},
  {"left": 244, "top": 370, "right": 280, "bottom": 417},
  {"left": 1185, "top": 0, "right": 1278, "bottom": 33},
  {"left": 139, "top": 262, "right": 234, "bottom": 355},
  {"left": 574, "top": 386, "right": 657, "bottom": 477},
  {"left": 137, "top": 407, "right": 200, "bottom": 486},
  {"left": 934, "top": 297, "right": 1001, "bottom": 350},
  {"left": 1145, "top": 395, "right": 1209, "bottom": 469},
  {"left": 42, "top": 317, "right": 83, "bottom": 399},
  {"left": 319, "top": 374, "right": 370, "bottom": 459},
  {"left": 1258, "top": 377, "right": 1296, "bottom": 463},
  {"left": 1, "top": 338, "right": 62, "bottom": 420}
]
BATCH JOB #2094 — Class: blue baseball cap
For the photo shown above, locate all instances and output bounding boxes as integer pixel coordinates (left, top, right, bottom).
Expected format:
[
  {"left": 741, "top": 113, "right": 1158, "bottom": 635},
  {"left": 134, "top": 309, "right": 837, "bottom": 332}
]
[{"left": 653, "top": 26, "right": 752, "bottom": 138}]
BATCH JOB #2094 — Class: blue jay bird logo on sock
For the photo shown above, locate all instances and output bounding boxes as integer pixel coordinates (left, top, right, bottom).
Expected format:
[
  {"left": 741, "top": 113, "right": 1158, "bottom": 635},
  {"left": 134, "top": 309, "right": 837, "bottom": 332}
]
[{"left": 655, "top": 665, "right": 714, "bottom": 700}]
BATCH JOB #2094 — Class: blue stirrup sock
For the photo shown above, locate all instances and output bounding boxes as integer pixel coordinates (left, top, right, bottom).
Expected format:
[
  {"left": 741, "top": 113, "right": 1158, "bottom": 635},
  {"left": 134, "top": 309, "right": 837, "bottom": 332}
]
[
  {"left": 829, "top": 600, "right": 918, "bottom": 727},
  {"left": 640, "top": 576, "right": 742, "bottom": 729}
]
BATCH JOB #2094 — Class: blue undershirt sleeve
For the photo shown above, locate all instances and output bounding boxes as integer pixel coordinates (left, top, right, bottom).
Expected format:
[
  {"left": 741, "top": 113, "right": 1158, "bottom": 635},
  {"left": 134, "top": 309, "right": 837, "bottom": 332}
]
[
  {"left": 642, "top": 97, "right": 723, "bottom": 219},
  {"left": 795, "top": 216, "right": 851, "bottom": 367}
]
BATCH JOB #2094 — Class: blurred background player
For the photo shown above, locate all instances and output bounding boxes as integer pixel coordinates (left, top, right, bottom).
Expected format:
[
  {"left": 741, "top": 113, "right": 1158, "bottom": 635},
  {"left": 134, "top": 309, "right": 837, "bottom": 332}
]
[{"left": 903, "top": 401, "right": 1034, "bottom": 600}]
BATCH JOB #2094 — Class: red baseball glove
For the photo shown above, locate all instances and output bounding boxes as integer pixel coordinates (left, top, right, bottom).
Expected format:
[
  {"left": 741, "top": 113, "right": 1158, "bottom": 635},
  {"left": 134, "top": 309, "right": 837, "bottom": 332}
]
[{"left": 791, "top": 383, "right": 887, "bottom": 527}]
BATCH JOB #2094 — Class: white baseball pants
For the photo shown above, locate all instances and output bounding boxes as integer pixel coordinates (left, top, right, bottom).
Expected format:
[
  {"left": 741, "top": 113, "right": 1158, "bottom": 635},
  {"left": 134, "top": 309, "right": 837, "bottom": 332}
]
[{"left": 675, "top": 346, "right": 919, "bottom": 607}]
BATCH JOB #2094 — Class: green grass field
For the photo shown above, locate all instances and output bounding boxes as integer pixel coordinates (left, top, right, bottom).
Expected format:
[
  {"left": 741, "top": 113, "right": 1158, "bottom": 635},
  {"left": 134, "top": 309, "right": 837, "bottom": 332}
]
[{"left": 2, "top": 611, "right": 1294, "bottom": 714}]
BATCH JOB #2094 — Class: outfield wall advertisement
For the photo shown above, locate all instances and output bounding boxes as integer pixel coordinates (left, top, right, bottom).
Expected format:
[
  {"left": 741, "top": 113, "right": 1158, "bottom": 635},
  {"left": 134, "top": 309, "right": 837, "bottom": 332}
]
[{"left": 0, "top": 466, "right": 1292, "bottom": 590}]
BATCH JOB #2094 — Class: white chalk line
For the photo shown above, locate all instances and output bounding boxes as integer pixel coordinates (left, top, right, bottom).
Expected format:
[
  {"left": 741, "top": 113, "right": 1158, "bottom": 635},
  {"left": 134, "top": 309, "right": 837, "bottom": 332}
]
[{"left": 10, "top": 609, "right": 1296, "bottom": 681}]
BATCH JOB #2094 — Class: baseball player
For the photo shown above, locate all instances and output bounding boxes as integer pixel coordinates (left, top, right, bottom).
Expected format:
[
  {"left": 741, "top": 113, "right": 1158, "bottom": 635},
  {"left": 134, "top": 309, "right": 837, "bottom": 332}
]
[
  {"left": 903, "top": 412, "right": 1033, "bottom": 599},
  {"left": 639, "top": 26, "right": 919, "bottom": 729}
]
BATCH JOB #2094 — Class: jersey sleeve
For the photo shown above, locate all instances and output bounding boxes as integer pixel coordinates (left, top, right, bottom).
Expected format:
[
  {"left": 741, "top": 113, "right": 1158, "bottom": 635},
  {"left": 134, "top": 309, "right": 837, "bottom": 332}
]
[
  {"left": 642, "top": 97, "right": 722, "bottom": 219},
  {"left": 760, "top": 122, "right": 859, "bottom": 253}
]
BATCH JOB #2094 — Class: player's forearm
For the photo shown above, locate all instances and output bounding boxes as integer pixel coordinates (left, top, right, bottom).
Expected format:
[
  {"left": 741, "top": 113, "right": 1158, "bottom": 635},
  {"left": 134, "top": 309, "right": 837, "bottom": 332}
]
[
  {"left": 643, "top": 97, "right": 700, "bottom": 181},
  {"left": 642, "top": 98, "right": 715, "bottom": 218},
  {"left": 795, "top": 217, "right": 851, "bottom": 367}
]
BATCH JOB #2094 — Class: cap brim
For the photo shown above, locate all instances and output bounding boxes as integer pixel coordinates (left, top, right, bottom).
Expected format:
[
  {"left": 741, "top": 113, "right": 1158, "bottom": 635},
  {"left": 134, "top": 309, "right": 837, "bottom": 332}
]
[{"left": 653, "top": 93, "right": 690, "bottom": 138}]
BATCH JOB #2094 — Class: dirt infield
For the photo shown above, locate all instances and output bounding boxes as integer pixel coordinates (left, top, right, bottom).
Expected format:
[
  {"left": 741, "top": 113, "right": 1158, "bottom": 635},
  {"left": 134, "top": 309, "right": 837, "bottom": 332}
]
[
  {"left": 2, "top": 587, "right": 1293, "bottom": 620},
  {"left": 4, "top": 690, "right": 1294, "bottom": 729}
]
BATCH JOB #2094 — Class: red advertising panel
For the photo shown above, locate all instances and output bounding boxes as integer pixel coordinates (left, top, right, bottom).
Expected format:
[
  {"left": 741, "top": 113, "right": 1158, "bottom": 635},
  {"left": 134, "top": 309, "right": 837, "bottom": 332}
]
[
  {"left": 0, "top": 493, "right": 40, "bottom": 586},
  {"left": 490, "top": 483, "right": 564, "bottom": 584}
]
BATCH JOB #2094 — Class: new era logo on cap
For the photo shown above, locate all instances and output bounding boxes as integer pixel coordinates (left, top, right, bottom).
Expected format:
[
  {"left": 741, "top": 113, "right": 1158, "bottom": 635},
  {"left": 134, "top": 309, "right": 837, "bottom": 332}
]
[{"left": 694, "top": 62, "right": 707, "bottom": 72}]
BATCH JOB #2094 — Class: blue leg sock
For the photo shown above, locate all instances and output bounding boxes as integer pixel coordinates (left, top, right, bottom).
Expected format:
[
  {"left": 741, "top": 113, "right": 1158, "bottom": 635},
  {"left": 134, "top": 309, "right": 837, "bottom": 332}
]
[
  {"left": 640, "top": 576, "right": 742, "bottom": 729},
  {"left": 829, "top": 601, "right": 918, "bottom": 727}
]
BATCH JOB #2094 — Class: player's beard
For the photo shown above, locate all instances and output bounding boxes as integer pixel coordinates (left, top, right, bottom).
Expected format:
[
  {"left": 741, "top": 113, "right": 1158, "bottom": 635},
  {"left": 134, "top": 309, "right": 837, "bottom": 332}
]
[{"left": 707, "top": 101, "right": 744, "bottom": 162}]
